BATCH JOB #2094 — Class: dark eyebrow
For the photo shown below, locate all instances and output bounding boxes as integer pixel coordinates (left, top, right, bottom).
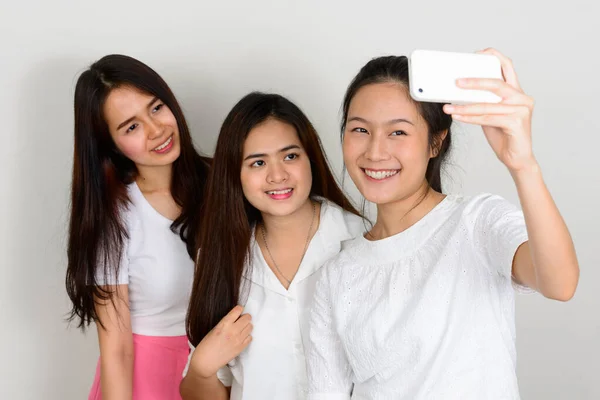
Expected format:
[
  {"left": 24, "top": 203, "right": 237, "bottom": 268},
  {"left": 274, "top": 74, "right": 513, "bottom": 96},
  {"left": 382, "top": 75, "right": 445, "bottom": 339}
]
[
  {"left": 243, "top": 144, "right": 301, "bottom": 161},
  {"left": 116, "top": 97, "right": 159, "bottom": 130},
  {"left": 347, "top": 116, "right": 414, "bottom": 126}
]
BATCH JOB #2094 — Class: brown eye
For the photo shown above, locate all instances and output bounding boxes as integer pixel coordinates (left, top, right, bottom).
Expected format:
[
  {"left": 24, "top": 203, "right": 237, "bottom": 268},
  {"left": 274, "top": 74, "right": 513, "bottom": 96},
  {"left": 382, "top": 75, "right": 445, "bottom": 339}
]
[{"left": 126, "top": 123, "right": 138, "bottom": 133}]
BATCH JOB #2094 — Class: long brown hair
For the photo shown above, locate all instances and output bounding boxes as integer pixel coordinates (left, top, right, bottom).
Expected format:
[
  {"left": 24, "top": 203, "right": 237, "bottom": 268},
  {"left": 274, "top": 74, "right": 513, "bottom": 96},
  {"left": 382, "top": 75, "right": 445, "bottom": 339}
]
[
  {"left": 66, "top": 54, "right": 210, "bottom": 330},
  {"left": 186, "top": 92, "right": 360, "bottom": 346}
]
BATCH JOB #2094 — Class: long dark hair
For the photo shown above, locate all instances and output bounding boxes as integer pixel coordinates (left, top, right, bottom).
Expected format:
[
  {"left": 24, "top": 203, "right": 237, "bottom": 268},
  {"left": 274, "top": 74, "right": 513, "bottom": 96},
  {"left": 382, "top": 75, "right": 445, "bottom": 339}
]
[
  {"left": 186, "top": 92, "right": 361, "bottom": 346},
  {"left": 66, "top": 54, "right": 210, "bottom": 330},
  {"left": 341, "top": 55, "right": 452, "bottom": 192}
]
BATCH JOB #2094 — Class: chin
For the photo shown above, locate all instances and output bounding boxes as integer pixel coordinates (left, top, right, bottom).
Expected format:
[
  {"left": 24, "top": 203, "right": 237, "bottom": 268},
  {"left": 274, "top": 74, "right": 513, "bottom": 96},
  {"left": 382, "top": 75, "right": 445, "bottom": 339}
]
[
  {"left": 359, "top": 187, "right": 404, "bottom": 206},
  {"left": 364, "top": 195, "right": 399, "bottom": 206},
  {"left": 267, "top": 204, "right": 300, "bottom": 217},
  {"left": 156, "top": 147, "right": 181, "bottom": 165},
  {"left": 262, "top": 199, "right": 307, "bottom": 218}
]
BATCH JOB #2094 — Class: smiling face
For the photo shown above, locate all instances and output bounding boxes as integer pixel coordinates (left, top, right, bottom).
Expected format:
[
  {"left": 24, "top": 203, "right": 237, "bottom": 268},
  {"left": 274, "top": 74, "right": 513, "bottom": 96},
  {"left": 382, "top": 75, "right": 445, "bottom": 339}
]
[
  {"left": 343, "top": 82, "right": 437, "bottom": 206},
  {"left": 240, "top": 118, "right": 313, "bottom": 218},
  {"left": 103, "top": 85, "right": 181, "bottom": 170}
]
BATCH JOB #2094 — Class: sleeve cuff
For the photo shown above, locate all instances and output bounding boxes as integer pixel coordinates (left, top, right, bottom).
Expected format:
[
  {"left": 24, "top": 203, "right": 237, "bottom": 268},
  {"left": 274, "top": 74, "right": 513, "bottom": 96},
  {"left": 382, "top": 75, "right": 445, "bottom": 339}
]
[
  {"left": 217, "top": 365, "right": 234, "bottom": 387},
  {"left": 508, "top": 236, "right": 536, "bottom": 295}
]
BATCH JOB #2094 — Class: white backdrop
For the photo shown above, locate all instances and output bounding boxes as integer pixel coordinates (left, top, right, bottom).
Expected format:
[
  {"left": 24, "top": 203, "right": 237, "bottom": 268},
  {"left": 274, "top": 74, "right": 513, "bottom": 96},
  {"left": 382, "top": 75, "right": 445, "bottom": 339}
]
[{"left": 1, "top": 1, "right": 598, "bottom": 398}]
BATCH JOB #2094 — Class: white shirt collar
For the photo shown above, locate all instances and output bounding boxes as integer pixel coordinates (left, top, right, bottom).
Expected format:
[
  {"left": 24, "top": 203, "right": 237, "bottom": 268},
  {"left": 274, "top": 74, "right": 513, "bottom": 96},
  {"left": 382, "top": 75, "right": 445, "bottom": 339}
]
[{"left": 243, "top": 199, "right": 359, "bottom": 294}]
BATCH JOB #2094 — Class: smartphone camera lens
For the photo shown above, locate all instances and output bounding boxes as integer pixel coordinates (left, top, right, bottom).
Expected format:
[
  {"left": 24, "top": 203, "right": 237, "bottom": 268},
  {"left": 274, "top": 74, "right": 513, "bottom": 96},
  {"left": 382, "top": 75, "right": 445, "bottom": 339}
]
[{"left": 418, "top": 88, "right": 423, "bottom": 93}]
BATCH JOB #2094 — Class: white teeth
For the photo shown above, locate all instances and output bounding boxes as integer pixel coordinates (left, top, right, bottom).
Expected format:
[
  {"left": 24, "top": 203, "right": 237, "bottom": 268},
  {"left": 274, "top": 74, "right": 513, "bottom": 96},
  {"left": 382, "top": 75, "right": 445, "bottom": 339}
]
[
  {"left": 364, "top": 169, "right": 399, "bottom": 180},
  {"left": 267, "top": 188, "right": 293, "bottom": 195},
  {"left": 154, "top": 136, "right": 172, "bottom": 151}
]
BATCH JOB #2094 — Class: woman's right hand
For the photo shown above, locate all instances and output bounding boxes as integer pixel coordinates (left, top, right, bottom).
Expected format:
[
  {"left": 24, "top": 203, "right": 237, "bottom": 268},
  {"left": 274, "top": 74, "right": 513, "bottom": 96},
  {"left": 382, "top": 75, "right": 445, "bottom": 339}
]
[{"left": 188, "top": 305, "right": 253, "bottom": 378}]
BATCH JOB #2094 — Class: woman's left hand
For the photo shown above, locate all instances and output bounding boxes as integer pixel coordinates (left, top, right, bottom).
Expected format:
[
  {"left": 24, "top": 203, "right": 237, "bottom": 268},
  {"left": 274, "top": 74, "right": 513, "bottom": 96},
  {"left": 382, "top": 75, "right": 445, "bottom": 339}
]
[{"left": 443, "top": 48, "right": 537, "bottom": 173}]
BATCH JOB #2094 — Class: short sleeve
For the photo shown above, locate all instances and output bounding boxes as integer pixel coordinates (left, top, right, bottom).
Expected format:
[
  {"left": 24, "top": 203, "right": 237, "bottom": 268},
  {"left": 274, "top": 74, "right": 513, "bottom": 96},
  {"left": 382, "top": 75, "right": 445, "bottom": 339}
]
[
  {"left": 471, "top": 194, "right": 533, "bottom": 293},
  {"left": 93, "top": 208, "right": 135, "bottom": 286},
  {"left": 94, "top": 241, "right": 130, "bottom": 285},
  {"left": 216, "top": 365, "right": 233, "bottom": 387},
  {"left": 306, "top": 263, "right": 353, "bottom": 399}
]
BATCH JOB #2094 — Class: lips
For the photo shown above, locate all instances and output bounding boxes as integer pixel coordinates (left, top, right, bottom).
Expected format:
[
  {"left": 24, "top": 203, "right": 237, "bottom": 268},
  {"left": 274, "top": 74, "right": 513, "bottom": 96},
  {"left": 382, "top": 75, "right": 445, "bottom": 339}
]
[
  {"left": 266, "top": 188, "right": 293, "bottom": 200},
  {"left": 362, "top": 168, "right": 400, "bottom": 180},
  {"left": 153, "top": 135, "right": 173, "bottom": 153}
]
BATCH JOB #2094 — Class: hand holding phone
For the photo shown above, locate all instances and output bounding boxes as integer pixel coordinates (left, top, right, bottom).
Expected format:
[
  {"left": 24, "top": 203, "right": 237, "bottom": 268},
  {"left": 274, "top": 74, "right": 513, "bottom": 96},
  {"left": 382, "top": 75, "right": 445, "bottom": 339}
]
[{"left": 439, "top": 48, "right": 537, "bottom": 174}]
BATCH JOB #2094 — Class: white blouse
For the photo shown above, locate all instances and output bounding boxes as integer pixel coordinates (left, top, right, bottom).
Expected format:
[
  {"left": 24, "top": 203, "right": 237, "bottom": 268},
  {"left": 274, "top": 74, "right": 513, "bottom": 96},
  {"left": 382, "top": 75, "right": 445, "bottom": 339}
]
[
  {"left": 307, "top": 194, "right": 533, "bottom": 400},
  {"left": 185, "top": 199, "right": 364, "bottom": 399}
]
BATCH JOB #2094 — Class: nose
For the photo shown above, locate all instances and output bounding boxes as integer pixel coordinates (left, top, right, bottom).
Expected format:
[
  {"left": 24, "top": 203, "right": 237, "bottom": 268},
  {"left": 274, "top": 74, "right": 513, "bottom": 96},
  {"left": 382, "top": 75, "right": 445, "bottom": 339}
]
[
  {"left": 364, "top": 134, "right": 390, "bottom": 162},
  {"left": 147, "top": 118, "right": 164, "bottom": 141},
  {"left": 266, "top": 161, "right": 289, "bottom": 184}
]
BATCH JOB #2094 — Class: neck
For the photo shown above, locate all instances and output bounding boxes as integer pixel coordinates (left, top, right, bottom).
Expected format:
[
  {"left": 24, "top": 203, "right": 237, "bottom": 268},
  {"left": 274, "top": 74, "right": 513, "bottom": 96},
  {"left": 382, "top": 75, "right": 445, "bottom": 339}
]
[
  {"left": 261, "top": 198, "right": 316, "bottom": 240},
  {"left": 135, "top": 164, "right": 173, "bottom": 193},
  {"left": 370, "top": 181, "right": 445, "bottom": 240}
]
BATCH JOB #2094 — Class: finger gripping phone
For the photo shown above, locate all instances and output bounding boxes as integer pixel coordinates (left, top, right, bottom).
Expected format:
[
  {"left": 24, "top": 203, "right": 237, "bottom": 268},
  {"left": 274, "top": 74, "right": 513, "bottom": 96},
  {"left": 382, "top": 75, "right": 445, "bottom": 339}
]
[{"left": 408, "top": 49, "right": 503, "bottom": 104}]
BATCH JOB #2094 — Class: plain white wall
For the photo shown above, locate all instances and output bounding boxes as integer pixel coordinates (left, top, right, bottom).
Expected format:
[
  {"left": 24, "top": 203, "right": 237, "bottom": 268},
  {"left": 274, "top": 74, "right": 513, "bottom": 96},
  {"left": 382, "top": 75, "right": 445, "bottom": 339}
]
[{"left": 1, "top": 0, "right": 598, "bottom": 398}]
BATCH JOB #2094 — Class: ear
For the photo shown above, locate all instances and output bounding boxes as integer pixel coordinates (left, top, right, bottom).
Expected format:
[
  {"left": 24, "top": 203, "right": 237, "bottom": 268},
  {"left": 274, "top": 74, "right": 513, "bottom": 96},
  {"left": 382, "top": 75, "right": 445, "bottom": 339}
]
[{"left": 429, "top": 129, "right": 448, "bottom": 158}]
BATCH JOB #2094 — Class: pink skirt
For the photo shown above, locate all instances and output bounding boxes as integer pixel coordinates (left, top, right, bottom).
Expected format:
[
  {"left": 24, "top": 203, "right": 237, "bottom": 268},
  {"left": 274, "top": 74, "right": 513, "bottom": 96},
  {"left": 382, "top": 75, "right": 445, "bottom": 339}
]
[{"left": 88, "top": 334, "right": 190, "bottom": 400}]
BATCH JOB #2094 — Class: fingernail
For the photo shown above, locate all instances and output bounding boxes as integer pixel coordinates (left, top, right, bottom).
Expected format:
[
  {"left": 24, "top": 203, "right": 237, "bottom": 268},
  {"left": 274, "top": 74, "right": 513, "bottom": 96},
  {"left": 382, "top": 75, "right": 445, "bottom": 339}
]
[{"left": 444, "top": 105, "right": 454, "bottom": 113}]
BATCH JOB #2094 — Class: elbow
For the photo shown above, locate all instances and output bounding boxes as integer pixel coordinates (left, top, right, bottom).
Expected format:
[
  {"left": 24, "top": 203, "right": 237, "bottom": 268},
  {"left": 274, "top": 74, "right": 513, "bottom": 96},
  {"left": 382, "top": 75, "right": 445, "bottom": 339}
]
[
  {"left": 123, "top": 346, "right": 135, "bottom": 361},
  {"left": 548, "top": 287, "right": 576, "bottom": 302},
  {"left": 119, "top": 345, "right": 135, "bottom": 363},
  {"left": 102, "top": 344, "right": 135, "bottom": 367},
  {"left": 544, "top": 264, "right": 580, "bottom": 302}
]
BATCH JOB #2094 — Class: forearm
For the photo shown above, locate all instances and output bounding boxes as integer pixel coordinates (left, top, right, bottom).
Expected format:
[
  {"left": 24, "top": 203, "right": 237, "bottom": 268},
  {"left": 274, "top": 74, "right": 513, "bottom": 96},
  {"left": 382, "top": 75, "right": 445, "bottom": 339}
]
[
  {"left": 512, "top": 162, "right": 579, "bottom": 299},
  {"left": 100, "top": 351, "right": 134, "bottom": 400},
  {"left": 180, "top": 372, "right": 229, "bottom": 400}
]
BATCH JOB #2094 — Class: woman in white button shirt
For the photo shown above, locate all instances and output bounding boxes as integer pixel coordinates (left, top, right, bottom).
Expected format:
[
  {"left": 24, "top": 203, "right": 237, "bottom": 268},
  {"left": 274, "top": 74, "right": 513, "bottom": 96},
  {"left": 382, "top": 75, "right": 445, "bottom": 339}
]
[
  {"left": 180, "top": 92, "right": 365, "bottom": 399},
  {"left": 65, "top": 55, "right": 210, "bottom": 399},
  {"left": 306, "top": 50, "right": 580, "bottom": 399}
]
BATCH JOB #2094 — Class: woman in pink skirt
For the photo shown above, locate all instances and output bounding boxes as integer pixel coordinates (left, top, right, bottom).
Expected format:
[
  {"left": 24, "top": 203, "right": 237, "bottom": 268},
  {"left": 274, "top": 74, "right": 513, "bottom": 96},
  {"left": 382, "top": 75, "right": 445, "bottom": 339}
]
[{"left": 65, "top": 54, "right": 210, "bottom": 399}]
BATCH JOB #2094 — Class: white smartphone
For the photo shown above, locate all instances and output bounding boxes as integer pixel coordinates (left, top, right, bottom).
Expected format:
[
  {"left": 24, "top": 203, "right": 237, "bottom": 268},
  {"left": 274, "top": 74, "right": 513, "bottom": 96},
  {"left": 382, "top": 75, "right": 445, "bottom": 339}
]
[{"left": 408, "top": 49, "right": 503, "bottom": 104}]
